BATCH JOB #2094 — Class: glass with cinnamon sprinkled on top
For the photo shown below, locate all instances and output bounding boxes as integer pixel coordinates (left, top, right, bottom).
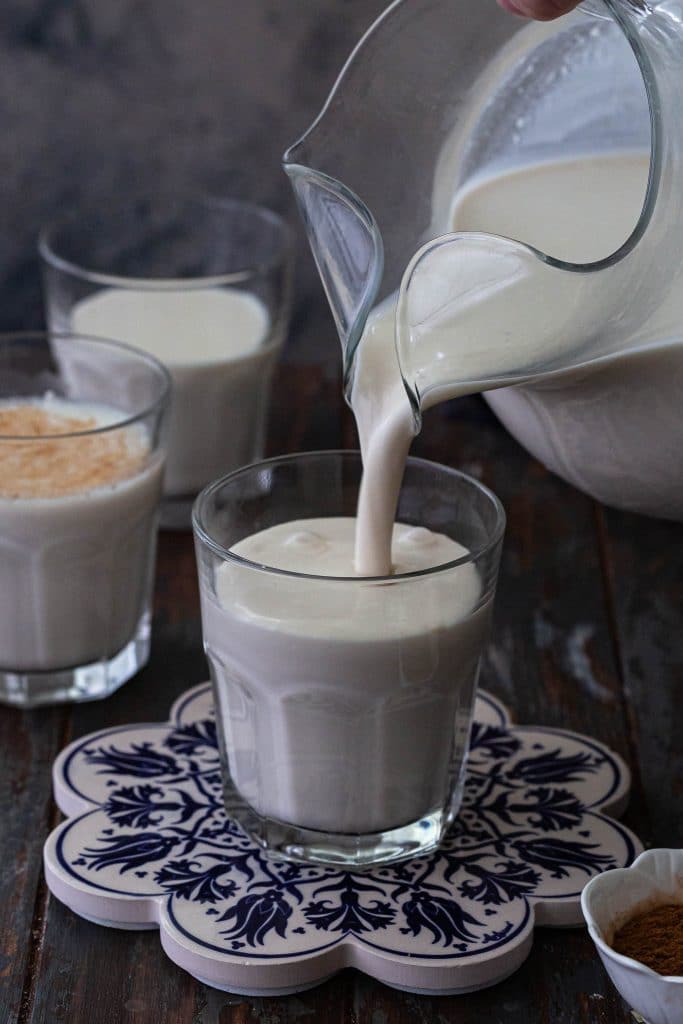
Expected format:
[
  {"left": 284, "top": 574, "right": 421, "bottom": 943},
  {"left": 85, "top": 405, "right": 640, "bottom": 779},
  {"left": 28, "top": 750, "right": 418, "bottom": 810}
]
[{"left": 0, "top": 332, "right": 170, "bottom": 707}]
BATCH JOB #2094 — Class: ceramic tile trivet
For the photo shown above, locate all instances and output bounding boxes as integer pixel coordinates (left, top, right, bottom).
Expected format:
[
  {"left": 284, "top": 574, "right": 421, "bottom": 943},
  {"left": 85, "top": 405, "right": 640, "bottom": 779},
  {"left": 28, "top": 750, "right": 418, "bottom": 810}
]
[{"left": 44, "top": 684, "right": 641, "bottom": 996}]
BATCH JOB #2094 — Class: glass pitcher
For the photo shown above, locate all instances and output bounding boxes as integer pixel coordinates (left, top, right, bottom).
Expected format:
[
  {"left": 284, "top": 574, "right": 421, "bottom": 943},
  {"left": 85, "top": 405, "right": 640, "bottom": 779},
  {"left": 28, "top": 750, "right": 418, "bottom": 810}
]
[{"left": 284, "top": 0, "right": 683, "bottom": 518}]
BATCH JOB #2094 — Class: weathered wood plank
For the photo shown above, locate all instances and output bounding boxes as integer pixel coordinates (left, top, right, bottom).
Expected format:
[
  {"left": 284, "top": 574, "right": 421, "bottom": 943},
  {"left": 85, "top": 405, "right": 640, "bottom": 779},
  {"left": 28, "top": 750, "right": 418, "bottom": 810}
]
[
  {"left": 29, "top": 900, "right": 196, "bottom": 1023},
  {"left": 414, "top": 398, "right": 632, "bottom": 742},
  {"left": 350, "top": 934, "right": 630, "bottom": 1023},
  {"left": 0, "top": 707, "right": 66, "bottom": 1024},
  {"left": 196, "top": 974, "right": 356, "bottom": 1024},
  {"left": 599, "top": 507, "right": 683, "bottom": 849},
  {"left": 25, "top": 531, "right": 207, "bottom": 1024}
]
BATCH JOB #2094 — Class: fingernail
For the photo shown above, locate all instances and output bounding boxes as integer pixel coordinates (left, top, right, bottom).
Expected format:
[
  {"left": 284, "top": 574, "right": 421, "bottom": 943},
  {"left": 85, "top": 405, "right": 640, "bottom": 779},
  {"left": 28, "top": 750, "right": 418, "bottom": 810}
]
[{"left": 496, "top": 0, "right": 528, "bottom": 16}]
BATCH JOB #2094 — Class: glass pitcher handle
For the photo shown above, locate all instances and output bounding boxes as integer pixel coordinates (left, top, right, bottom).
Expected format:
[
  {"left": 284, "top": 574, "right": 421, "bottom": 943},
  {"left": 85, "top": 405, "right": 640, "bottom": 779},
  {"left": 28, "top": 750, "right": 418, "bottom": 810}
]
[{"left": 581, "top": 0, "right": 651, "bottom": 18}]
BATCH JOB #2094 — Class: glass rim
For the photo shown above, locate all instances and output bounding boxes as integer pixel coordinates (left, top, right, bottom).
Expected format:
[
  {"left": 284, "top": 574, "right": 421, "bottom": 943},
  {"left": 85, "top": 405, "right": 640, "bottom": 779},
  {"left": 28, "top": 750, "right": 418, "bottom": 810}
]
[
  {"left": 0, "top": 331, "right": 172, "bottom": 440},
  {"left": 38, "top": 195, "right": 294, "bottom": 288},
  {"left": 192, "top": 449, "right": 506, "bottom": 582}
]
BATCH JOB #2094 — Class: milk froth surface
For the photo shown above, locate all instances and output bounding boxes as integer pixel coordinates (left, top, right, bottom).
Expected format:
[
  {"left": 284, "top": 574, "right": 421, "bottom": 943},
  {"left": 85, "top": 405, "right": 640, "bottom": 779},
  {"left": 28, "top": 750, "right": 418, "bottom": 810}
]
[
  {"left": 0, "top": 397, "right": 150, "bottom": 499},
  {"left": 222, "top": 517, "right": 482, "bottom": 642},
  {"left": 230, "top": 516, "right": 469, "bottom": 576}
]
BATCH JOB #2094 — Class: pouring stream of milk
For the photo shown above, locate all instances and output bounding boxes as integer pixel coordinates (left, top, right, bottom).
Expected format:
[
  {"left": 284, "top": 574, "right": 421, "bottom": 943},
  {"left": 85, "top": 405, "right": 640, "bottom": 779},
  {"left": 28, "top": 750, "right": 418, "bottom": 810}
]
[{"left": 351, "top": 151, "right": 655, "bottom": 576}]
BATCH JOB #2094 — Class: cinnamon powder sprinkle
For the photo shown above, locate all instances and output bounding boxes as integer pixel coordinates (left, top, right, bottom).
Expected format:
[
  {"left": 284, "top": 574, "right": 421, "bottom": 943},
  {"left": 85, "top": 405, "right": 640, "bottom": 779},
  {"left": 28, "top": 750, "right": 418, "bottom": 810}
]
[
  {"left": 0, "top": 404, "right": 149, "bottom": 499},
  {"left": 612, "top": 903, "right": 683, "bottom": 976}
]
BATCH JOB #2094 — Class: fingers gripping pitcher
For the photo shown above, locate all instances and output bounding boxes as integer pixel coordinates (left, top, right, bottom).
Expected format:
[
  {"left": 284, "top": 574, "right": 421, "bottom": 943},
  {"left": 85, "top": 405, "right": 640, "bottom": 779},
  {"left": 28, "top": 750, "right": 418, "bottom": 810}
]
[{"left": 285, "top": 0, "right": 683, "bottom": 520}]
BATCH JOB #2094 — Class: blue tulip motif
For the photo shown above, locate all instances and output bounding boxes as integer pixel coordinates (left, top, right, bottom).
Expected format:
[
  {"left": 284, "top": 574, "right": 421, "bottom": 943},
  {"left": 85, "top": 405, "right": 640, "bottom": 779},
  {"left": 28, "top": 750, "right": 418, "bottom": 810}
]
[
  {"left": 401, "top": 889, "right": 481, "bottom": 947},
  {"left": 507, "top": 748, "right": 597, "bottom": 786},
  {"left": 511, "top": 837, "right": 615, "bottom": 878},
  {"left": 82, "top": 832, "right": 183, "bottom": 873},
  {"left": 165, "top": 721, "right": 218, "bottom": 756},
  {"left": 218, "top": 890, "right": 292, "bottom": 945},
  {"left": 457, "top": 860, "right": 540, "bottom": 905},
  {"left": 85, "top": 742, "right": 180, "bottom": 779},
  {"left": 469, "top": 723, "right": 521, "bottom": 761}
]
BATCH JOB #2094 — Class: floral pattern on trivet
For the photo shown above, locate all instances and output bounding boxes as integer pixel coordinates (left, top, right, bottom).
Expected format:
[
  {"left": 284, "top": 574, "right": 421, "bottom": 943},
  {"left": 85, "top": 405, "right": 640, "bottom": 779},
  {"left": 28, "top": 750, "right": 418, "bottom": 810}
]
[{"left": 44, "top": 684, "right": 641, "bottom": 996}]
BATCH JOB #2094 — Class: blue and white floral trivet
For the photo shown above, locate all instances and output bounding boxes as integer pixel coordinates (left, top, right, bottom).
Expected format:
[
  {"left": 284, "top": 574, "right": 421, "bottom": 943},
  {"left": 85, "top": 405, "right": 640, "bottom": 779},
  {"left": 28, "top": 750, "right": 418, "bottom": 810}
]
[{"left": 44, "top": 684, "right": 641, "bottom": 996}]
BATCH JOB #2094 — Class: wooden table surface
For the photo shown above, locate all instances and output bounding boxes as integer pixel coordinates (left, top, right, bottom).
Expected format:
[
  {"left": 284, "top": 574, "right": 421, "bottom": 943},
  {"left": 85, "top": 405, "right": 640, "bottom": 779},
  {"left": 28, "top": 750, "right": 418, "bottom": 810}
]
[{"left": 2, "top": 347, "right": 681, "bottom": 1024}]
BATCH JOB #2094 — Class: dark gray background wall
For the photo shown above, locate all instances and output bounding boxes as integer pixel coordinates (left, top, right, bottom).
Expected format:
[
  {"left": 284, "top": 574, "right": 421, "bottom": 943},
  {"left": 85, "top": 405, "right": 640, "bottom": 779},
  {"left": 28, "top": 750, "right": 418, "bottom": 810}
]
[{"left": 0, "top": 0, "right": 388, "bottom": 351}]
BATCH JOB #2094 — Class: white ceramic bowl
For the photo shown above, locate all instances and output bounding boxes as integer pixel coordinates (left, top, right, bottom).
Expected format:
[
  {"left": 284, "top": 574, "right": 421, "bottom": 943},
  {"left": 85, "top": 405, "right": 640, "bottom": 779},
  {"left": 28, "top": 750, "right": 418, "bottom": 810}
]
[{"left": 581, "top": 849, "right": 683, "bottom": 1024}]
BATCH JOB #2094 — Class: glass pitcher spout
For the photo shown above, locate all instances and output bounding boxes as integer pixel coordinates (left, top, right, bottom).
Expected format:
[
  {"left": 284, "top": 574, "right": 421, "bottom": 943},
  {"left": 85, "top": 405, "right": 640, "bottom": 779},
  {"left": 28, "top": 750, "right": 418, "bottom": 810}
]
[
  {"left": 285, "top": 164, "right": 383, "bottom": 396},
  {"left": 284, "top": 0, "right": 683, "bottom": 422}
]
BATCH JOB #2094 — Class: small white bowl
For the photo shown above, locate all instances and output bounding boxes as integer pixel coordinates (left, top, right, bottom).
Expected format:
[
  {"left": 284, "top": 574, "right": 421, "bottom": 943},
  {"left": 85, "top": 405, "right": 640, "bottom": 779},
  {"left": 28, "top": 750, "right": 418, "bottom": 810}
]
[{"left": 581, "top": 849, "right": 683, "bottom": 1024}]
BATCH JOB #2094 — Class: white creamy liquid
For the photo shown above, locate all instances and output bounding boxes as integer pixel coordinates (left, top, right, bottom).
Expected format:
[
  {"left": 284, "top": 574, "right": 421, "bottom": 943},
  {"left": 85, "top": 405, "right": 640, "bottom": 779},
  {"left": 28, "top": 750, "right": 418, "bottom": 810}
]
[
  {"left": 72, "top": 287, "right": 276, "bottom": 497},
  {"left": 0, "top": 397, "right": 163, "bottom": 671},
  {"left": 352, "top": 150, "right": 683, "bottom": 574},
  {"left": 451, "top": 152, "right": 648, "bottom": 262},
  {"left": 203, "top": 518, "right": 490, "bottom": 834},
  {"left": 450, "top": 152, "right": 683, "bottom": 516}
]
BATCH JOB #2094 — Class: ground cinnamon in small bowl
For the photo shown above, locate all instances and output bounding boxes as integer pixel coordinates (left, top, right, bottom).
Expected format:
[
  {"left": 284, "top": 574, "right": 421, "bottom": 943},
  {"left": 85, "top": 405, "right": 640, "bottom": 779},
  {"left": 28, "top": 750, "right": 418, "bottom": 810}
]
[{"left": 612, "top": 903, "right": 683, "bottom": 976}]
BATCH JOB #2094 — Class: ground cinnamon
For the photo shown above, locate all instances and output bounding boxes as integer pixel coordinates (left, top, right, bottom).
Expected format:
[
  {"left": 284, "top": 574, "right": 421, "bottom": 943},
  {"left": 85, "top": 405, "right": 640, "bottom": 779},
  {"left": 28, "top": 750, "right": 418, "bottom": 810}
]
[
  {"left": 611, "top": 903, "right": 683, "bottom": 976},
  {"left": 0, "top": 404, "right": 148, "bottom": 498}
]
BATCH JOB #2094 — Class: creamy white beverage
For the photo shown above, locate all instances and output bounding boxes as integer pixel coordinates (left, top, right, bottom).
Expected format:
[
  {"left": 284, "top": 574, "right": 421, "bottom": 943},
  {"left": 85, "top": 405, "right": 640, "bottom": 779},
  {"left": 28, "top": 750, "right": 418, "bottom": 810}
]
[
  {"left": 351, "top": 150, "right": 683, "bottom": 573},
  {"left": 0, "top": 397, "right": 163, "bottom": 671},
  {"left": 450, "top": 152, "right": 648, "bottom": 263},
  {"left": 450, "top": 152, "right": 683, "bottom": 516},
  {"left": 202, "top": 517, "right": 490, "bottom": 834},
  {"left": 72, "top": 287, "right": 277, "bottom": 497}
]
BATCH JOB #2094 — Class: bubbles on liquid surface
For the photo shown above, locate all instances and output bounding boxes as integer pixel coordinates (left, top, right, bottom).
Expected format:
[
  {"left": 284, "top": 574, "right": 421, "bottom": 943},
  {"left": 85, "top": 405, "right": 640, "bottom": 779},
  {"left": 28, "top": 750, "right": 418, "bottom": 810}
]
[
  {"left": 284, "top": 529, "right": 328, "bottom": 555},
  {"left": 397, "top": 526, "right": 438, "bottom": 549}
]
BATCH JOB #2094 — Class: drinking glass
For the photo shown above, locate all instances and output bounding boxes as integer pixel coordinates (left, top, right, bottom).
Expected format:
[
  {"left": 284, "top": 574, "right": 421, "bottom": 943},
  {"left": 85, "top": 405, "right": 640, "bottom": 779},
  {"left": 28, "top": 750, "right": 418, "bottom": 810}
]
[
  {"left": 193, "top": 451, "right": 505, "bottom": 866},
  {"left": 0, "top": 332, "right": 170, "bottom": 707},
  {"left": 40, "top": 196, "right": 293, "bottom": 528}
]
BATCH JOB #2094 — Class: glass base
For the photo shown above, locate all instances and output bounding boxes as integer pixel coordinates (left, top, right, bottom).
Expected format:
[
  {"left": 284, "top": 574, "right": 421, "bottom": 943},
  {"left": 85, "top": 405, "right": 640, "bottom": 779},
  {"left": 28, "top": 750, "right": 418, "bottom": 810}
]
[
  {"left": 223, "top": 786, "right": 450, "bottom": 867},
  {"left": 0, "top": 609, "right": 151, "bottom": 708}
]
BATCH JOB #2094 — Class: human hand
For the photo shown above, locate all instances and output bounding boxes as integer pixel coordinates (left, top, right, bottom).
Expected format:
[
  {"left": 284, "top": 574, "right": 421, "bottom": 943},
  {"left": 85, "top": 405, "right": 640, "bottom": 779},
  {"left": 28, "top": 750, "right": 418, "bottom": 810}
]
[{"left": 497, "top": 0, "right": 581, "bottom": 20}]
